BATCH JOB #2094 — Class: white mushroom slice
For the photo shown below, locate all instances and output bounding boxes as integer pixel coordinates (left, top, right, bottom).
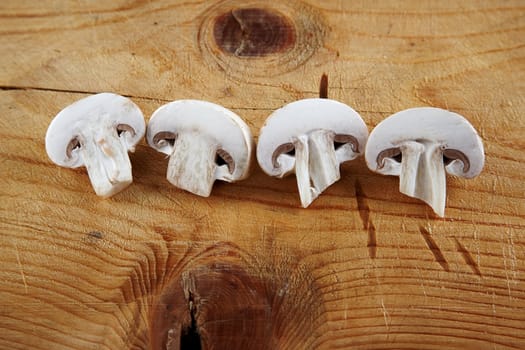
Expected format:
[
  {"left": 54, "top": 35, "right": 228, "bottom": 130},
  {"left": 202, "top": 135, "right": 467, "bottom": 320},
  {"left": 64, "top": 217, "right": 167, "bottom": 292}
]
[
  {"left": 45, "top": 93, "right": 145, "bottom": 197},
  {"left": 146, "top": 100, "right": 253, "bottom": 197},
  {"left": 365, "top": 107, "right": 484, "bottom": 217},
  {"left": 257, "top": 98, "right": 368, "bottom": 208}
]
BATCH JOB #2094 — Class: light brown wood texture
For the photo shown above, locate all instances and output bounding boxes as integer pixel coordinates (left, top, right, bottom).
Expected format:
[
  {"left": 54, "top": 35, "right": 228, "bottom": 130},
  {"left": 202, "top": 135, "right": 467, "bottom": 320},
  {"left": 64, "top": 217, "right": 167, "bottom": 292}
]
[{"left": 1, "top": 1, "right": 524, "bottom": 349}]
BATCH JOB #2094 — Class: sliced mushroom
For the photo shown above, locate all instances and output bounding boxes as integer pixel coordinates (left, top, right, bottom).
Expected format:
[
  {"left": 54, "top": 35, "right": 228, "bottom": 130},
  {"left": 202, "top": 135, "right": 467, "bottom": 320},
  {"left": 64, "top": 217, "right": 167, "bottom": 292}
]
[
  {"left": 45, "top": 93, "right": 146, "bottom": 197},
  {"left": 365, "top": 107, "right": 484, "bottom": 217},
  {"left": 257, "top": 98, "right": 368, "bottom": 207},
  {"left": 146, "top": 100, "right": 253, "bottom": 197}
]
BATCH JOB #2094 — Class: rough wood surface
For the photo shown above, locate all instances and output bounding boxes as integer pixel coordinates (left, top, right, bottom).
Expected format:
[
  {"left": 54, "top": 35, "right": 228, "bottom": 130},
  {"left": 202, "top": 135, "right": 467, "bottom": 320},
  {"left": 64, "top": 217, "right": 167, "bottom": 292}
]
[{"left": 1, "top": 1, "right": 524, "bottom": 349}]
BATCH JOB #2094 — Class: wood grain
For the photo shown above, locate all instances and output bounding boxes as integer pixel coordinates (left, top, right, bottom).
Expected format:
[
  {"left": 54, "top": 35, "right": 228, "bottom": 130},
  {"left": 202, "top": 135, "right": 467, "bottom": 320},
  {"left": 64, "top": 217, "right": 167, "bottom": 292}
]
[{"left": 0, "top": 0, "right": 524, "bottom": 349}]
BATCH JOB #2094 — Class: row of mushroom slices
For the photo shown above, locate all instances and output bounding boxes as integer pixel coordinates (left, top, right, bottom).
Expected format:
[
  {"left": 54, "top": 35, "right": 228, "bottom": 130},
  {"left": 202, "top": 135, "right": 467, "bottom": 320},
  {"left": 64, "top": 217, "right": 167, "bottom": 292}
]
[{"left": 46, "top": 93, "right": 485, "bottom": 217}]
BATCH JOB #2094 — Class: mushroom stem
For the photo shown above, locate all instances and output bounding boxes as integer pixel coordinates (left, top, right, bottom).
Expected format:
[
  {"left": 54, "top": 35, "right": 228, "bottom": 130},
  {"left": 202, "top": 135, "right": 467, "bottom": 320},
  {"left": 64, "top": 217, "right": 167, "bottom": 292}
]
[
  {"left": 308, "top": 130, "right": 340, "bottom": 194},
  {"left": 399, "top": 141, "right": 447, "bottom": 217},
  {"left": 294, "top": 130, "right": 340, "bottom": 208},
  {"left": 79, "top": 124, "right": 133, "bottom": 198},
  {"left": 294, "top": 135, "right": 318, "bottom": 207},
  {"left": 166, "top": 131, "right": 217, "bottom": 197}
]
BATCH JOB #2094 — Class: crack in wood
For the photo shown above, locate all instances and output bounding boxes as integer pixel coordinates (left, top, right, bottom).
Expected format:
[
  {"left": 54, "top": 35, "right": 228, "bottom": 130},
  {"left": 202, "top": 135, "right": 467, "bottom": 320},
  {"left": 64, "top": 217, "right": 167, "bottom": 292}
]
[
  {"left": 0, "top": 84, "right": 170, "bottom": 103},
  {"left": 454, "top": 237, "right": 482, "bottom": 277},
  {"left": 180, "top": 291, "right": 201, "bottom": 350},
  {"left": 355, "top": 180, "right": 377, "bottom": 259},
  {"left": 419, "top": 226, "right": 449, "bottom": 271},
  {"left": 0, "top": 84, "right": 312, "bottom": 111}
]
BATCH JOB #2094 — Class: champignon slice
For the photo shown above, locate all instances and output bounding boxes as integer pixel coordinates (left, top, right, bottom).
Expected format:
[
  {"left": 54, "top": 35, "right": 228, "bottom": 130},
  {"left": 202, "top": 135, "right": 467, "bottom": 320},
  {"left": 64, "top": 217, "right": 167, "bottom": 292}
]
[
  {"left": 257, "top": 98, "right": 368, "bottom": 208},
  {"left": 45, "top": 93, "right": 146, "bottom": 197},
  {"left": 365, "top": 107, "right": 484, "bottom": 217},
  {"left": 146, "top": 100, "right": 253, "bottom": 197}
]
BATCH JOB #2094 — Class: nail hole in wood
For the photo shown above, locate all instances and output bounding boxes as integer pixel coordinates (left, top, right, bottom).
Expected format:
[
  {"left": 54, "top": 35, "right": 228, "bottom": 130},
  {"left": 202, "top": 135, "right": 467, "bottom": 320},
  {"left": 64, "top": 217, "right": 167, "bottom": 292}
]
[{"left": 319, "top": 73, "right": 328, "bottom": 99}]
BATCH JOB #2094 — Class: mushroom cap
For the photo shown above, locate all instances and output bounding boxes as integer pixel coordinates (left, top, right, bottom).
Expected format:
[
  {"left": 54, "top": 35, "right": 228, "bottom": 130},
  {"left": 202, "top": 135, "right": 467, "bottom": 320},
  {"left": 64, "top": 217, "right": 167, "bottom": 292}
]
[
  {"left": 146, "top": 100, "right": 253, "bottom": 180},
  {"left": 257, "top": 98, "right": 368, "bottom": 176},
  {"left": 365, "top": 107, "right": 484, "bottom": 178},
  {"left": 45, "top": 93, "right": 145, "bottom": 168}
]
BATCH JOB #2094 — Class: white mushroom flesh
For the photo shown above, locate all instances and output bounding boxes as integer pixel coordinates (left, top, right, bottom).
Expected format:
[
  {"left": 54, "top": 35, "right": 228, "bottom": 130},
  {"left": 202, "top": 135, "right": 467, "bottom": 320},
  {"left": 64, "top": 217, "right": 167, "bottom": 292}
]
[
  {"left": 292, "top": 130, "right": 342, "bottom": 206},
  {"left": 166, "top": 131, "right": 221, "bottom": 197},
  {"left": 365, "top": 107, "right": 484, "bottom": 217},
  {"left": 77, "top": 115, "right": 135, "bottom": 197},
  {"left": 45, "top": 93, "right": 145, "bottom": 197},
  {"left": 147, "top": 100, "right": 253, "bottom": 197},
  {"left": 397, "top": 140, "right": 447, "bottom": 217},
  {"left": 257, "top": 98, "right": 368, "bottom": 208}
]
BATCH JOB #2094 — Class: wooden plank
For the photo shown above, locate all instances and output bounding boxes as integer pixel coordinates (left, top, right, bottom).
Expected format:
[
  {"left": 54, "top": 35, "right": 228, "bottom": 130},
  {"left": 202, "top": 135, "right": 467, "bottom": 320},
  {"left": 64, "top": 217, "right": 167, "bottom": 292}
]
[{"left": 0, "top": 1, "right": 524, "bottom": 349}]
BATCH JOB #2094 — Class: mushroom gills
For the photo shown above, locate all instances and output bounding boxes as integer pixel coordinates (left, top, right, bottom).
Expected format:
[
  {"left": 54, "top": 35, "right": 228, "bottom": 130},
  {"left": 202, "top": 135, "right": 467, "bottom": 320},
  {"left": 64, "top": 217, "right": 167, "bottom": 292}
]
[
  {"left": 75, "top": 119, "right": 134, "bottom": 198},
  {"left": 164, "top": 131, "right": 233, "bottom": 197},
  {"left": 284, "top": 130, "right": 340, "bottom": 208},
  {"left": 396, "top": 141, "right": 447, "bottom": 217}
]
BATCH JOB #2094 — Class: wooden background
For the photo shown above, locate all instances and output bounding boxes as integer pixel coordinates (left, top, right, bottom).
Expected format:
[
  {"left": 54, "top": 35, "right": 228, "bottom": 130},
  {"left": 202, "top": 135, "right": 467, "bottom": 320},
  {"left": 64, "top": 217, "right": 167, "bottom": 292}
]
[{"left": 1, "top": 1, "right": 524, "bottom": 349}]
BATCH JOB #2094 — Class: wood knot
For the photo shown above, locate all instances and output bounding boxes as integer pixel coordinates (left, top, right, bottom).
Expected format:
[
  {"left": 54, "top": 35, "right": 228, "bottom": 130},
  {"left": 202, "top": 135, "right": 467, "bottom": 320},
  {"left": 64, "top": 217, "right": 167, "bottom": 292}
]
[
  {"left": 214, "top": 8, "right": 296, "bottom": 57},
  {"left": 199, "top": 0, "right": 326, "bottom": 79},
  {"left": 149, "top": 242, "right": 325, "bottom": 349}
]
